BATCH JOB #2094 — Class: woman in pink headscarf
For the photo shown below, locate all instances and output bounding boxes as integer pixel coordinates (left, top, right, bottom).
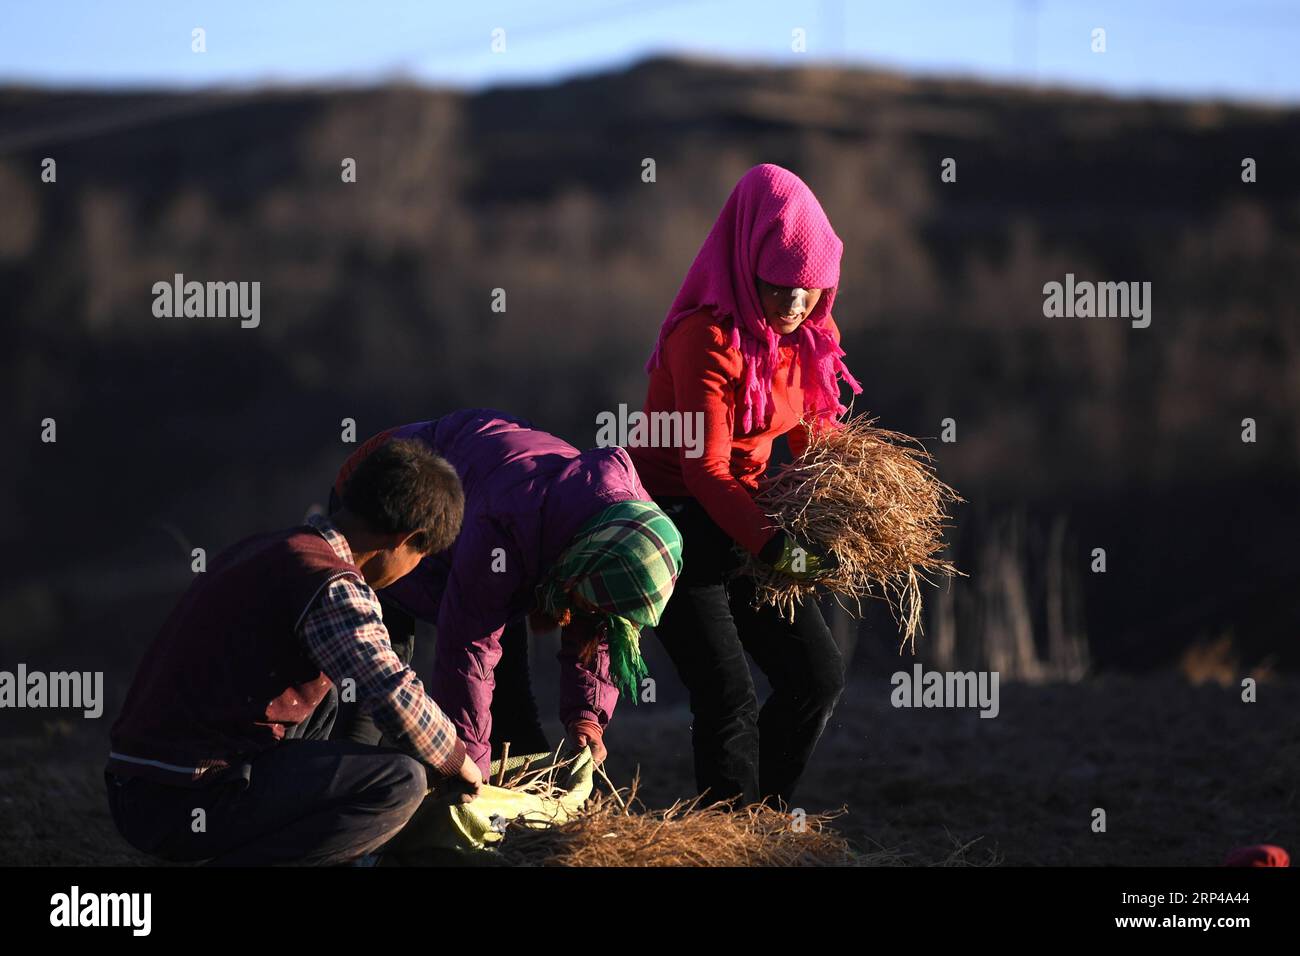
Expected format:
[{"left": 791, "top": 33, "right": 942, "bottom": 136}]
[{"left": 628, "top": 164, "right": 862, "bottom": 805}]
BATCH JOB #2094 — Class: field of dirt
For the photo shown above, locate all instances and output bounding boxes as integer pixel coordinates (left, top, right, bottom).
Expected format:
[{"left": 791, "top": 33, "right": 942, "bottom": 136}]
[
  {"left": 4, "top": 55, "right": 1300, "bottom": 868},
  {"left": 4, "top": 672, "right": 1295, "bottom": 866}
]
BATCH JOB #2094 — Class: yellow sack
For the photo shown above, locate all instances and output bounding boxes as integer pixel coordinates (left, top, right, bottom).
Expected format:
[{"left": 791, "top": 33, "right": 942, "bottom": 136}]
[{"left": 385, "top": 748, "right": 594, "bottom": 862}]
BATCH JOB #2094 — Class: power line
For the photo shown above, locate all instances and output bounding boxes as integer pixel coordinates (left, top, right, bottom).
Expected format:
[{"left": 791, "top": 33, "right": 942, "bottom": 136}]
[
  {"left": 383, "top": 0, "right": 709, "bottom": 74},
  {"left": 0, "top": 90, "right": 259, "bottom": 155},
  {"left": 0, "top": 0, "right": 712, "bottom": 155}
]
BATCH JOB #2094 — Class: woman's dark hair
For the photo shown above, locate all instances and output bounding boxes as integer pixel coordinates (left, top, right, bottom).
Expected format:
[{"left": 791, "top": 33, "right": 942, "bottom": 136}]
[{"left": 339, "top": 439, "right": 464, "bottom": 554}]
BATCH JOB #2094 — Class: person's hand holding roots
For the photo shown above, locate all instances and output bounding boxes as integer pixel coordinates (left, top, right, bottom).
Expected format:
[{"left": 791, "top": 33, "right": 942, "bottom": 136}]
[
  {"left": 760, "top": 531, "right": 837, "bottom": 581},
  {"left": 430, "top": 753, "right": 483, "bottom": 805},
  {"left": 567, "top": 718, "right": 607, "bottom": 765}
]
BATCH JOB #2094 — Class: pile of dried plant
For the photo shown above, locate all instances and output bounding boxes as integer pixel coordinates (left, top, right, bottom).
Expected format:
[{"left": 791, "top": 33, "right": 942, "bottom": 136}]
[
  {"left": 386, "top": 753, "right": 895, "bottom": 867},
  {"left": 493, "top": 774, "right": 871, "bottom": 867},
  {"left": 741, "top": 414, "right": 962, "bottom": 647}
]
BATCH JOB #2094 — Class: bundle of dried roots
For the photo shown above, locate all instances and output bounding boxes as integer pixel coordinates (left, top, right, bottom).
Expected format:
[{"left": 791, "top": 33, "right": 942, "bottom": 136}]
[
  {"left": 740, "top": 414, "right": 962, "bottom": 647},
  {"left": 493, "top": 777, "right": 869, "bottom": 867}
]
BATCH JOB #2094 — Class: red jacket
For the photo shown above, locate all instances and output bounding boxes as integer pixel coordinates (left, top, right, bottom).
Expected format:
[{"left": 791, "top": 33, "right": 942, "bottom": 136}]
[{"left": 629, "top": 309, "right": 838, "bottom": 556}]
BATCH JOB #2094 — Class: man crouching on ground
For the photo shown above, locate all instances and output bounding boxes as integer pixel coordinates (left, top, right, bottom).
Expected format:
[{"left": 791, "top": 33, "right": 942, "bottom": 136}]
[{"left": 105, "top": 439, "right": 480, "bottom": 865}]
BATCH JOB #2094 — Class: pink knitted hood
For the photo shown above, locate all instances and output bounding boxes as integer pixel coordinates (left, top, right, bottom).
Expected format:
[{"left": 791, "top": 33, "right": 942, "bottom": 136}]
[{"left": 646, "top": 163, "right": 861, "bottom": 434}]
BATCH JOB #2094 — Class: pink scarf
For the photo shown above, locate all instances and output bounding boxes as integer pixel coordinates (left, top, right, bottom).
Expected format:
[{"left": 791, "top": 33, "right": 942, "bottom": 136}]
[{"left": 646, "top": 163, "right": 862, "bottom": 434}]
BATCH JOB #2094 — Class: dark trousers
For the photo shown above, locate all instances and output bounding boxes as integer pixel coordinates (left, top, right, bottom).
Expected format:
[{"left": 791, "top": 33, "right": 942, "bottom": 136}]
[
  {"left": 488, "top": 619, "right": 551, "bottom": 757},
  {"left": 105, "top": 687, "right": 428, "bottom": 866},
  {"left": 332, "top": 597, "right": 549, "bottom": 759},
  {"left": 652, "top": 497, "right": 844, "bottom": 807}
]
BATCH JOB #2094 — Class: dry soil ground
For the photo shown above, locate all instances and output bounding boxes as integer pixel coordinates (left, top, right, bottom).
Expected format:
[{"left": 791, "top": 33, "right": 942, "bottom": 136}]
[{"left": 2, "top": 673, "right": 1295, "bottom": 866}]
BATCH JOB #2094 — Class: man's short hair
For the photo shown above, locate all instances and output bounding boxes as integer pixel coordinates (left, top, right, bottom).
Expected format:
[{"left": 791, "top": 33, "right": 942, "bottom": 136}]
[{"left": 339, "top": 439, "right": 464, "bottom": 554}]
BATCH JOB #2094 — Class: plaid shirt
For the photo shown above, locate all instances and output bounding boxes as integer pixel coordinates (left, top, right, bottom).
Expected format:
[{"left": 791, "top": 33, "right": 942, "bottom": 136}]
[{"left": 298, "top": 514, "right": 467, "bottom": 778}]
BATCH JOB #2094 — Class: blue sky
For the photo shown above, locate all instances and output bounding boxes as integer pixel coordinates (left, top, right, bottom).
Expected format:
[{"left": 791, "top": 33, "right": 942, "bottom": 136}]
[{"left": 2, "top": 0, "right": 1298, "bottom": 102}]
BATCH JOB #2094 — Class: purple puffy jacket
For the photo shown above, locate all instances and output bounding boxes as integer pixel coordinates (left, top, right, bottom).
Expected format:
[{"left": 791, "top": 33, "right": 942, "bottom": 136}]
[{"left": 360, "top": 410, "right": 650, "bottom": 775}]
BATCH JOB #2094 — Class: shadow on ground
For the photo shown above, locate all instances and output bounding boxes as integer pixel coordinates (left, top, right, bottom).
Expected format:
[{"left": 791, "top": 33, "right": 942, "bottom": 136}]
[{"left": 3, "top": 673, "right": 1295, "bottom": 866}]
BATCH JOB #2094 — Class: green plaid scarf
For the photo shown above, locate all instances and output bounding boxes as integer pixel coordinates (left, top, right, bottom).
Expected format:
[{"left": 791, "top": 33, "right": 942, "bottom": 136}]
[{"left": 535, "top": 501, "right": 683, "bottom": 699}]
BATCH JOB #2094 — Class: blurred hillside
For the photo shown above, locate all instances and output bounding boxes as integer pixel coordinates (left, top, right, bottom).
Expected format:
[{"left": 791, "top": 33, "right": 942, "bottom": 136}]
[{"left": 3, "top": 56, "right": 1300, "bottom": 687}]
